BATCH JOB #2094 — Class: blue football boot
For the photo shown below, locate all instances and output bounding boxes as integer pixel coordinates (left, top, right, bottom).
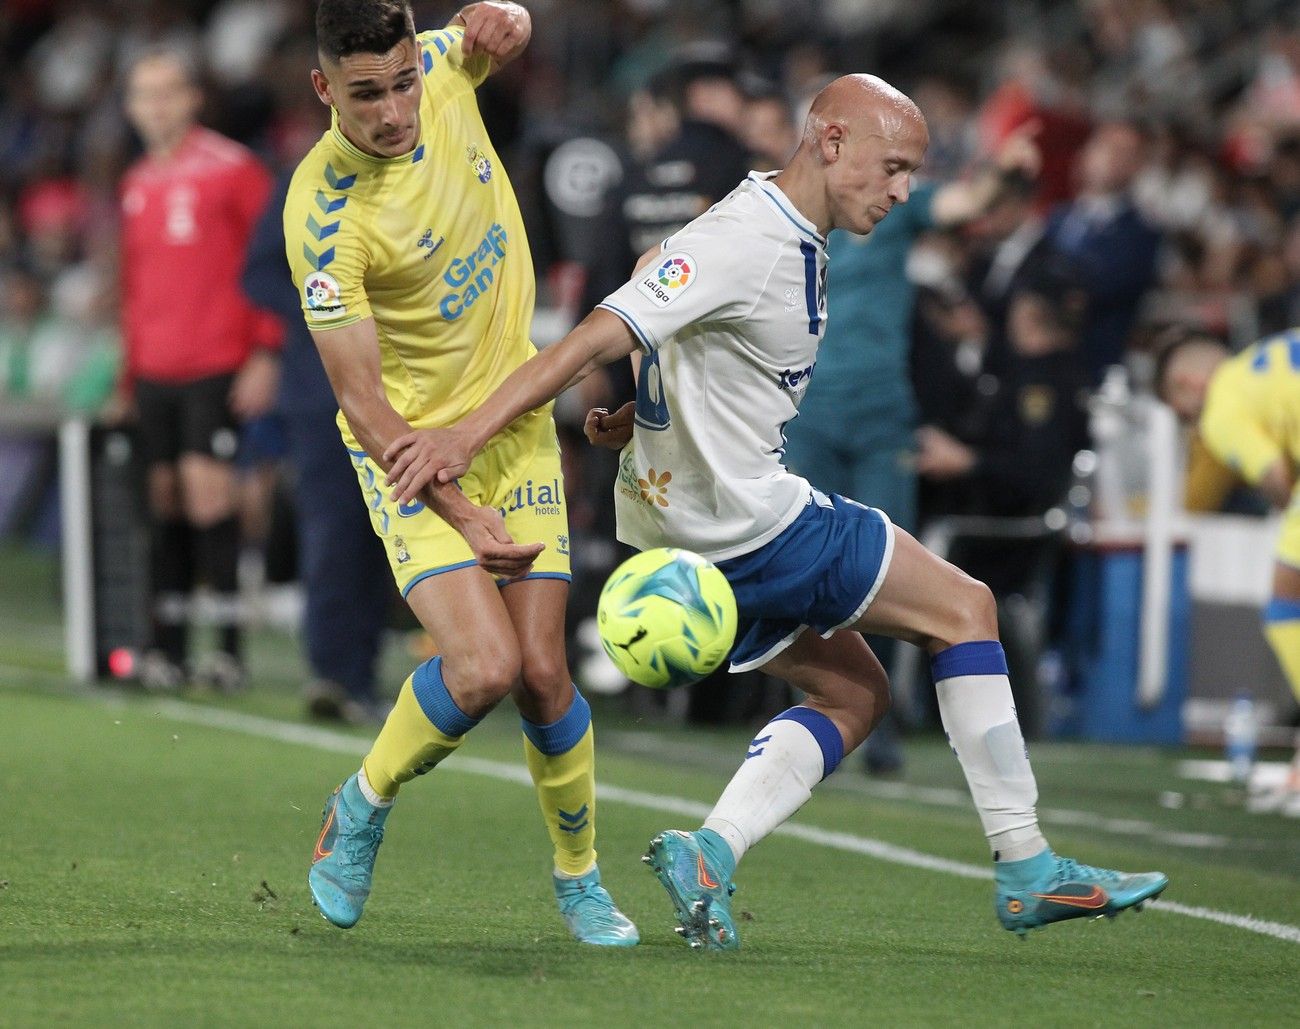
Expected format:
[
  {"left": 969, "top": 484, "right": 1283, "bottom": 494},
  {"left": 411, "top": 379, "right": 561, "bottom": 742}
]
[
  {"left": 996, "top": 848, "right": 1168, "bottom": 937},
  {"left": 553, "top": 866, "right": 640, "bottom": 946},
  {"left": 643, "top": 829, "right": 739, "bottom": 950},
  {"left": 309, "top": 774, "right": 390, "bottom": 928}
]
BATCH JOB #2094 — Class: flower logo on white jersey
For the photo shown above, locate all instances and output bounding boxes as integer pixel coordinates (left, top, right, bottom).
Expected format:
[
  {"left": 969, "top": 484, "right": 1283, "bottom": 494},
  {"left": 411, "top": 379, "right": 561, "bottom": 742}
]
[{"left": 637, "top": 467, "right": 672, "bottom": 508}]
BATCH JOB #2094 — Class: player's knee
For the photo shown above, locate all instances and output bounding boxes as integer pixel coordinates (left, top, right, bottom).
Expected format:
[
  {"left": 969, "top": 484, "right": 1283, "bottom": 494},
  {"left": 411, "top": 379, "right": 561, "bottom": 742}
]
[
  {"left": 517, "top": 648, "right": 571, "bottom": 699},
  {"left": 446, "top": 643, "right": 522, "bottom": 712},
  {"left": 955, "top": 575, "right": 999, "bottom": 642},
  {"left": 934, "top": 572, "right": 998, "bottom": 648}
]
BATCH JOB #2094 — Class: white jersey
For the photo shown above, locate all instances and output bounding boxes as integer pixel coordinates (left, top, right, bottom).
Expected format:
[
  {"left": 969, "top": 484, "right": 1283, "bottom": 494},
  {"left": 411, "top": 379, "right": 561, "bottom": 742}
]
[{"left": 597, "top": 171, "right": 829, "bottom": 561}]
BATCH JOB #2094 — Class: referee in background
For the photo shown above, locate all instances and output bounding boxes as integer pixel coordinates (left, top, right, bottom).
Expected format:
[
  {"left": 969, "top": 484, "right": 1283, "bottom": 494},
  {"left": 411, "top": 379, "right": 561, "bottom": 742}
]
[{"left": 116, "top": 46, "right": 279, "bottom": 690}]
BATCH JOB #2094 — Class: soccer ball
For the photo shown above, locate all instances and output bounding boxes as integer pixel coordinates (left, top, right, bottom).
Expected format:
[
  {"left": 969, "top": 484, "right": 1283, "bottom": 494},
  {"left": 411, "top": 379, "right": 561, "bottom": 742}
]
[{"left": 597, "top": 547, "right": 738, "bottom": 689}]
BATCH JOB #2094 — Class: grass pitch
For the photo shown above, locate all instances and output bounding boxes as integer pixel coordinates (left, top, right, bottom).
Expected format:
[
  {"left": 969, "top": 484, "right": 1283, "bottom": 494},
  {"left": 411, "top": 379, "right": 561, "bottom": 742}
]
[{"left": 0, "top": 545, "right": 1296, "bottom": 1026}]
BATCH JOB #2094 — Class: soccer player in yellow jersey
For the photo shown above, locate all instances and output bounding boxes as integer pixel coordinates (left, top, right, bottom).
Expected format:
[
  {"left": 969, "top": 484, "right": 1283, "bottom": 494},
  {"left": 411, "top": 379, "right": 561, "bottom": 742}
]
[
  {"left": 283, "top": 0, "right": 637, "bottom": 945},
  {"left": 1159, "top": 327, "right": 1300, "bottom": 811}
]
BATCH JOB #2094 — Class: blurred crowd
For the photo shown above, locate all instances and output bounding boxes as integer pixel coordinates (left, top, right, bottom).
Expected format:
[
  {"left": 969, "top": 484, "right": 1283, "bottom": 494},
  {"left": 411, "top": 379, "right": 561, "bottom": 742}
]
[{"left": 2, "top": 0, "right": 1299, "bottom": 715}]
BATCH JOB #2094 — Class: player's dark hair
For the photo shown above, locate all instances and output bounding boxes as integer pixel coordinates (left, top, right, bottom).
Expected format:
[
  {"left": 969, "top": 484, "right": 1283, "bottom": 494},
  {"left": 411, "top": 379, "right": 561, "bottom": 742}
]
[{"left": 316, "top": 0, "right": 416, "bottom": 63}]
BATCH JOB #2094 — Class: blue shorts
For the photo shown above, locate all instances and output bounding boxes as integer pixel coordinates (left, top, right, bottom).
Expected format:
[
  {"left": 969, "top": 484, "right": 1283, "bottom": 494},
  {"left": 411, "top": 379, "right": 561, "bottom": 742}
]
[{"left": 716, "top": 490, "right": 895, "bottom": 672}]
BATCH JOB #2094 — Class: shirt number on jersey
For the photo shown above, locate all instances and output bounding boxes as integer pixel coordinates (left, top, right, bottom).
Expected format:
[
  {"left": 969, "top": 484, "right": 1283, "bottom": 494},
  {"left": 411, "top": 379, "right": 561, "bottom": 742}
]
[{"left": 634, "top": 349, "right": 671, "bottom": 431}]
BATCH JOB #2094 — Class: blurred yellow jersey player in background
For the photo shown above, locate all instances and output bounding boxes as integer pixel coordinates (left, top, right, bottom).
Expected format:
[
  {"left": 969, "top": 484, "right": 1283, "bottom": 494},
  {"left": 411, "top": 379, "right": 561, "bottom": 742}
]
[
  {"left": 1159, "top": 327, "right": 1300, "bottom": 812},
  {"left": 284, "top": 0, "right": 636, "bottom": 945}
]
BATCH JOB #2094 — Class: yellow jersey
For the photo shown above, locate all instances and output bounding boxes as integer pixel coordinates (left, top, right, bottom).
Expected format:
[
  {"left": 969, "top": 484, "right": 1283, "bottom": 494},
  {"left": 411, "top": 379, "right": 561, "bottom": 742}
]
[
  {"left": 283, "top": 27, "right": 541, "bottom": 450},
  {"left": 1200, "top": 330, "right": 1300, "bottom": 485}
]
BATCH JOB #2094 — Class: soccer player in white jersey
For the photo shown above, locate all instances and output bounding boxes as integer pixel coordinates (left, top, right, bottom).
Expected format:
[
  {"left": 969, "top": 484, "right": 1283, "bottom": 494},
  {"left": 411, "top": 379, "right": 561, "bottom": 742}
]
[{"left": 382, "top": 74, "right": 1169, "bottom": 949}]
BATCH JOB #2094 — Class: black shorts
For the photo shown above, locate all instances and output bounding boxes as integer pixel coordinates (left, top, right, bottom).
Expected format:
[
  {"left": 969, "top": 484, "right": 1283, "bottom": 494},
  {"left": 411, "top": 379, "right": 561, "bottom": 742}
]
[{"left": 135, "top": 373, "right": 239, "bottom": 466}]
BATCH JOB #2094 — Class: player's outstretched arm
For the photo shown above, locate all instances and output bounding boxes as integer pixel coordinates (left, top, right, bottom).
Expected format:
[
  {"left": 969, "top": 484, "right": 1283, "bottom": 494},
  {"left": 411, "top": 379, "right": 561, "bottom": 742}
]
[
  {"left": 452, "top": 2, "right": 531, "bottom": 73},
  {"left": 384, "top": 308, "right": 639, "bottom": 503},
  {"left": 931, "top": 119, "right": 1041, "bottom": 228},
  {"left": 311, "top": 317, "right": 543, "bottom": 578}
]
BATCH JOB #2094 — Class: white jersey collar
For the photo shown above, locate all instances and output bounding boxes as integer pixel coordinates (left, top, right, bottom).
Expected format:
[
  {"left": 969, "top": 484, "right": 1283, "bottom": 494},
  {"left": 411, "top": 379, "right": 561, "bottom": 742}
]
[{"left": 747, "top": 171, "right": 827, "bottom": 249}]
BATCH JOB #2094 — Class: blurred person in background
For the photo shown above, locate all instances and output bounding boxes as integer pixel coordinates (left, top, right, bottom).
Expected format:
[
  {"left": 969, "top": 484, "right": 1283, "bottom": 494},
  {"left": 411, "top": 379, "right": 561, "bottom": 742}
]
[
  {"left": 1157, "top": 327, "right": 1300, "bottom": 814},
  {"left": 963, "top": 171, "right": 1062, "bottom": 357},
  {"left": 593, "top": 51, "right": 751, "bottom": 283},
  {"left": 1041, "top": 120, "right": 1160, "bottom": 381},
  {"left": 241, "top": 151, "right": 393, "bottom": 726},
  {"left": 117, "top": 46, "right": 279, "bottom": 692},
  {"left": 782, "top": 120, "right": 1041, "bottom": 773},
  {"left": 740, "top": 83, "right": 799, "bottom": 173},
  {"left": 914, "top": 274, "right": 1090, "bottom": 735},
  {"left": 0, "top": 262, "right": 120, "bottom": 414}
]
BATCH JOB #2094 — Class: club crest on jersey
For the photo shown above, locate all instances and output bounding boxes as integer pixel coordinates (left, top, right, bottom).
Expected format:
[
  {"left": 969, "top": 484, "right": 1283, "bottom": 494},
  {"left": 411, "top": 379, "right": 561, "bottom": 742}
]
[
  {"left": 467, "top": 144, "right": 492, "bottom": 183},
  {"left": 636, "top": 253, "right": 694, "bottom": 307},
  {"left": 302, "top": 270, "right": 346, "bottom": 321}
]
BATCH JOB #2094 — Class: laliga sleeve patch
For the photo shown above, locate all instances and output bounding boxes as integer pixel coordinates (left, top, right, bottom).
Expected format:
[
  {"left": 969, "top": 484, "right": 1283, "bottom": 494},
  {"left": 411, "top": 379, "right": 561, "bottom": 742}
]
[
  {"left": 636, "top": 252, "right": 695, "bottom": 307},
  {"left": 302, "top": 270, "right": 347, "bottom": 321}
]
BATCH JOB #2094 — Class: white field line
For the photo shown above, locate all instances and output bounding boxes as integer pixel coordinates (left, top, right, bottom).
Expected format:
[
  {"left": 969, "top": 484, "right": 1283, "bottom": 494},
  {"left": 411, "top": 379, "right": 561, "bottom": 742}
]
[
  {"left": 144, "top": 698, "right": 1300, "bottom": 947},
  {"left": 607, "top": 730, "right": 1260, "bottom": 852}
]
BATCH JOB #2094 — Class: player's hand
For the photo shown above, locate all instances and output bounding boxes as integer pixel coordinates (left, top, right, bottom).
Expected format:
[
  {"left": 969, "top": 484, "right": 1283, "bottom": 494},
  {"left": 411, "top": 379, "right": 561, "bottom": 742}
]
[
  {"left": 384, "top": 427, "right": 475, "bottom": 504},
  {"left": 457, "top": 502, "right": 544, "bottom": 578},
  {"left": 995, "top": 118, "right": 1042, "bottom": 181},
  {"left": 584, "top": 401, "right": 635, "bottom": 449},
  {"left": 915, "top": 425, "right": 976, "bottom": 479},
  {"left": 456, "top": 2, "right": 530, "bottom": 66},
  {"left": 229, "top": 350, "right": 280, "bottom": 422}
]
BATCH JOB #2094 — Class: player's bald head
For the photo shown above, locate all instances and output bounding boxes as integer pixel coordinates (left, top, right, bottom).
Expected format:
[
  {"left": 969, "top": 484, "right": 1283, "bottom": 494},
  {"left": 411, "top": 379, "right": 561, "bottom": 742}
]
[
  {"left": 802, "top": 74, "right": 925, "bottom": 149},
  {"left": 781, "top": 73, "right": 927, "bottom": 235}
]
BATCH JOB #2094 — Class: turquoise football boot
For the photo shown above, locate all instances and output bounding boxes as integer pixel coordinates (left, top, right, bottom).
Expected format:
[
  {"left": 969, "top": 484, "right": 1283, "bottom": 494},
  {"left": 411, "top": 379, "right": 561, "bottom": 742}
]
[
  {"left": 996, "top": 848, "right": 1168, "bottom": 937},
  {"left": 309, "top": 774, "right": 390, "bottom": 928},
  {"left": 553, "top": 866, "right": 640, "bottom": 946},
  {"left": 643, "top": 829, "right": 739, "bottom": 950}
]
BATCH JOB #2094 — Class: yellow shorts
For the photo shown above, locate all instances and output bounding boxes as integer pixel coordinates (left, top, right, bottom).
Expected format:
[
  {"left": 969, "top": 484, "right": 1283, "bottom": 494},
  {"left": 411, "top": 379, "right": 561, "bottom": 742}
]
[
  {"left": 344, "top": 411, "right": 572, "bottom": 596},
  {"left": 1277, "top": 486, "right": 1300, "bottom": 569}
]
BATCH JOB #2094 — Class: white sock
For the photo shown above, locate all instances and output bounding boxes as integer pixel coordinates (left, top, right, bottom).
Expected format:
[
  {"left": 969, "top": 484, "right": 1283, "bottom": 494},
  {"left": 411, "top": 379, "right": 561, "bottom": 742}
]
[
  {"left": 703, "top": 707, "right": 844, "bottom": 867},
  {"left": 932, "top": 642, "right": 1047, "bottom": 862},
  {"left": 356, "top": 765, "right": 394, "bottom": 808}
]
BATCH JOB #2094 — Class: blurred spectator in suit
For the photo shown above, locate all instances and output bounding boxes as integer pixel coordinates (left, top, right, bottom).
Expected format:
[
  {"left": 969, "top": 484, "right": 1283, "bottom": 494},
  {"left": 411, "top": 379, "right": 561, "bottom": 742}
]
[
  {"left": 241, "top": 172, "right": 393, "bottom": 724},
  {"left": 1041, "top": 121, "right": 1161, "bottom": 380}
]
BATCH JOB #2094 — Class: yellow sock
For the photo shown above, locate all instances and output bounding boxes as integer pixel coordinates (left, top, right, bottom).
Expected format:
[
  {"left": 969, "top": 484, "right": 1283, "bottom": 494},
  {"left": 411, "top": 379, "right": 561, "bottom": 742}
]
[
  {"left": 523, "top": 689, "right": 597, "bottom": 877},
  {"left": 1263, "top": 605, "right": 1300, "bottom": 707},
  {"left": 363, "top": 660, "right": 476, "bottom": 798}
]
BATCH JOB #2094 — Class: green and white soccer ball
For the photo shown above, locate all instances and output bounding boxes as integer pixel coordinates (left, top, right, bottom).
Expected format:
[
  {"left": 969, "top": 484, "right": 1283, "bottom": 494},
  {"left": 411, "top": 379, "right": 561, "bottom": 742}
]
[{"left": 597, "top": 547, "right": 738, "bottom": 689}]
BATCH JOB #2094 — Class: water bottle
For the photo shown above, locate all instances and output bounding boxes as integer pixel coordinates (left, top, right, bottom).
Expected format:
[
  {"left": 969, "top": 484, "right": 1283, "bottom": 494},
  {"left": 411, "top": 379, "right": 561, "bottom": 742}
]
[{"left": 1223, "top": 691, "right": 1258, "bottom": 785}]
